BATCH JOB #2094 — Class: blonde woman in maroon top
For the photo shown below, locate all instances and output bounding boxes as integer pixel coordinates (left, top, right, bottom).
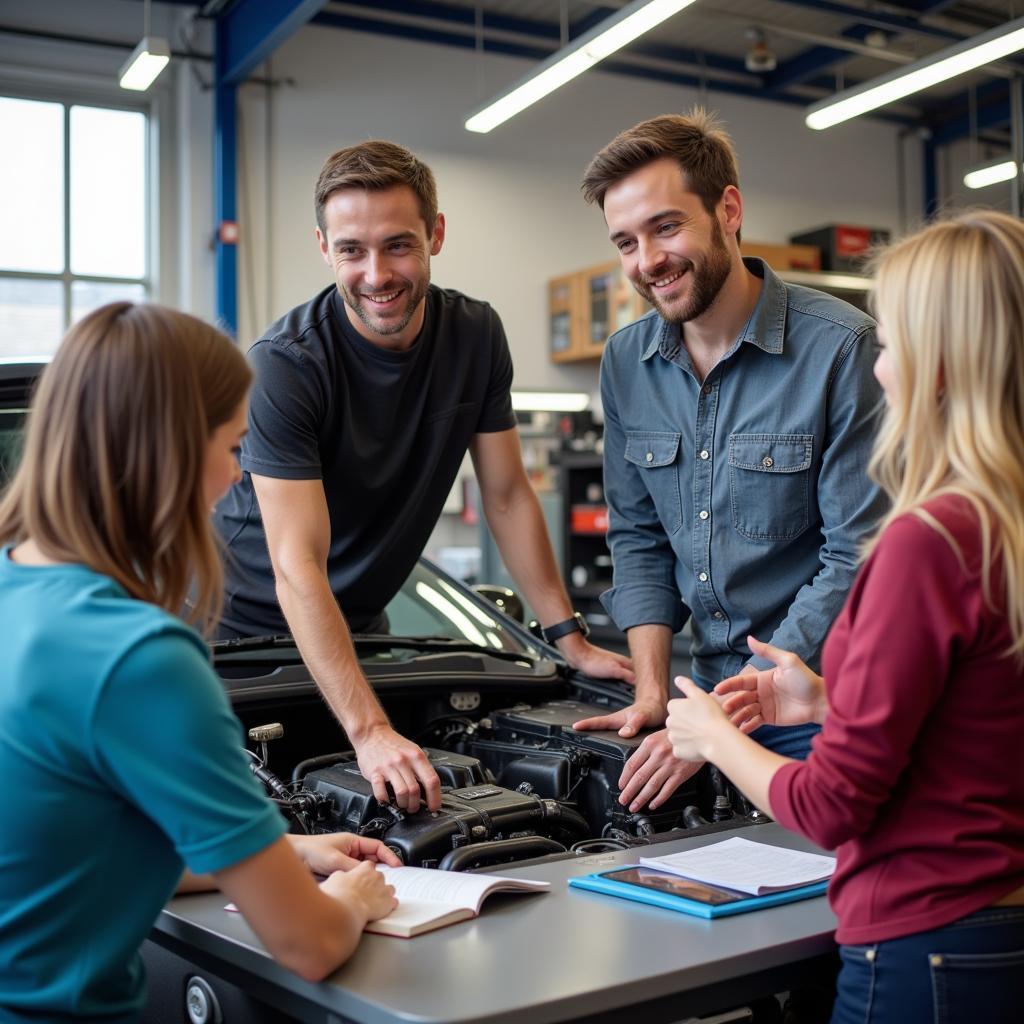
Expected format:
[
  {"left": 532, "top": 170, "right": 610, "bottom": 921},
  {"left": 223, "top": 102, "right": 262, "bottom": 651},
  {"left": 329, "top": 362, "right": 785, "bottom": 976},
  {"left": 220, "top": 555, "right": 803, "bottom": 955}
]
[{"left": 666, "top": 210, "right": 1024, "bottom": 1024}]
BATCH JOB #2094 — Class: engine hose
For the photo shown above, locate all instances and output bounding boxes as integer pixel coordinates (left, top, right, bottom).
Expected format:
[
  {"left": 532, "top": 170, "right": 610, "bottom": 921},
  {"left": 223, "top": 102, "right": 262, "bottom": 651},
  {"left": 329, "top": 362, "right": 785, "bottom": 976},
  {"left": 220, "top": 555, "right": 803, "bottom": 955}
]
[
  {"left": 682, "top": 805, "right": 710, "bottom": 829},
  {"left": 541, "top": 801, "right": 590, "bottom": 839},
  {"left": 291, "top": 752, "right": 354, "bottom": 785},
  {"left": 249, "top": 762, "right": 292, "bottom": 803},
  {"left": 437, "top": 836, "right": 566, "bottom": 872}
]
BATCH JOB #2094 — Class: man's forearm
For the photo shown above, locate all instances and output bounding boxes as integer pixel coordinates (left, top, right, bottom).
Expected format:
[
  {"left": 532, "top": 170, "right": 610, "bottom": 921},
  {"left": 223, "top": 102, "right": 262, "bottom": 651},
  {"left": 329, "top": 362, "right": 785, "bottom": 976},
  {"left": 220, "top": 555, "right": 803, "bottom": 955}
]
[
  {"left": 627, "top": 624, "right": 673, "bottom": 706},
  {"left": 275, "top": 563, "right": 389, "bottom": 741}
]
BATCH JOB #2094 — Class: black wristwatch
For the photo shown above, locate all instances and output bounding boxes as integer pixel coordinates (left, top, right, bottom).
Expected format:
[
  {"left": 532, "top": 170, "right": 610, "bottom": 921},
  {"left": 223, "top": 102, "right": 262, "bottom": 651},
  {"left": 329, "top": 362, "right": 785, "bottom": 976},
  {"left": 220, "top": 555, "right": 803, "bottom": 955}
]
[{"left": 540, "top": 612, "right": 589, "bottom": 644}]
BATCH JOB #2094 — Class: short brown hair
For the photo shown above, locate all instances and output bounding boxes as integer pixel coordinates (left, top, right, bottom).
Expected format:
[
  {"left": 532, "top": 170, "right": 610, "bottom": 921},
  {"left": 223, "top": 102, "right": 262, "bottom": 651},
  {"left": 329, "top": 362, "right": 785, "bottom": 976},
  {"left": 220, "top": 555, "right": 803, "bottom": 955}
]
[
  {"left": 581, "top": 108, "right": 740, "bottom": 215},
  {"left": 314, "top": 140, "right": 438, "bottom": 235},
  {"left": 0, "top": 302, "right": 251, "bottom": 634}
]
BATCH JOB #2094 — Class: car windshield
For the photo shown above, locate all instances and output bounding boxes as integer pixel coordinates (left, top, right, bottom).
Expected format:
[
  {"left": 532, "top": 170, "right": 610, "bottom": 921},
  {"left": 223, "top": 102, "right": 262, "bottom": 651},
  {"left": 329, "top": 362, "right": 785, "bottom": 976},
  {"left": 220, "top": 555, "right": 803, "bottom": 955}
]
[
  {"left": 0, "top": 408, "right": 25, "bottom": 479},
  {"left": 372, "top": 560, "right": 535, "bottom": 659}
]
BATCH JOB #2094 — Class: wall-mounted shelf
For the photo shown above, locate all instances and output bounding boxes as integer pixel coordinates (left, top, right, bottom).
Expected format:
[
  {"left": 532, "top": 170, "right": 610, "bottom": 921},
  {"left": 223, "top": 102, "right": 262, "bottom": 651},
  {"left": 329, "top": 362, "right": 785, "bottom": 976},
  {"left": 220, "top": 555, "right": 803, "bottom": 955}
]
[{"left": 779, "top": 269, "right": 871, "bottom": 292}]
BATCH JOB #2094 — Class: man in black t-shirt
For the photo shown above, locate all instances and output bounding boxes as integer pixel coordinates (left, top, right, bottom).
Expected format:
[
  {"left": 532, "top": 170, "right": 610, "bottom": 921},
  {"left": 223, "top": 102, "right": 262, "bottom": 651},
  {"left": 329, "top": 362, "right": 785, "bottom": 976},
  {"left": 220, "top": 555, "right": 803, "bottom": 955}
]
[{"left": 214, "top": 141, "right": 633, "bottom": 813}]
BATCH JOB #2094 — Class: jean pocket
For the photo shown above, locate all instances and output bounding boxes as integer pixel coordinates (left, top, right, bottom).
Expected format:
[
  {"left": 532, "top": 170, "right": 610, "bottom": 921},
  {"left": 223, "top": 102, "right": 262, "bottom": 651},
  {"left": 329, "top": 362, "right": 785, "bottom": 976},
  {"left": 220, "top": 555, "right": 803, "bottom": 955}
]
[
  {"left": 834, "top": 945, "right": 877, "bottom": 1024},
  {"left": 624, "top": 431, "right": 682, "bottom": 534},
  {"left": 930, "top": 947, "right": 1024, "bottom": 1024},
  {"left": 728, "top": 433, "right": 812, "bottom": 541}
]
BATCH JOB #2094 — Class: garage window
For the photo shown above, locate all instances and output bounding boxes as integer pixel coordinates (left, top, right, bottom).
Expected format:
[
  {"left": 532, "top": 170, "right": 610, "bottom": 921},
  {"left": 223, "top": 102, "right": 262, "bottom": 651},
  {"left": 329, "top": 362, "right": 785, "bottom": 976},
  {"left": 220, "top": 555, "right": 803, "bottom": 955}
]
[{"left": 0, "top": 95, "right": 150, "bottom": 359}]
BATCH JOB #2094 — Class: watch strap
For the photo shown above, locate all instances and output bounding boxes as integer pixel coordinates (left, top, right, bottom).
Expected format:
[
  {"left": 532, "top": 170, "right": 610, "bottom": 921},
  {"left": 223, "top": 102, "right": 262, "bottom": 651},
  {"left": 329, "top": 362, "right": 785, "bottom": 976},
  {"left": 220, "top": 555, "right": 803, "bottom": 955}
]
[{"left": 541, "top": 612, "right": 589, "bottom": 644}]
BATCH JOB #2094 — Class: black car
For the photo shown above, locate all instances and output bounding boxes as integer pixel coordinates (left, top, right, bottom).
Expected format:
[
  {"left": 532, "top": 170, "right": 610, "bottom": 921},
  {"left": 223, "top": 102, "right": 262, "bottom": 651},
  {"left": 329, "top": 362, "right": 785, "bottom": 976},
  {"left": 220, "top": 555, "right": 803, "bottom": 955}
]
[{"left": 0, "top": 362, "right": 754, "bottom": 873}]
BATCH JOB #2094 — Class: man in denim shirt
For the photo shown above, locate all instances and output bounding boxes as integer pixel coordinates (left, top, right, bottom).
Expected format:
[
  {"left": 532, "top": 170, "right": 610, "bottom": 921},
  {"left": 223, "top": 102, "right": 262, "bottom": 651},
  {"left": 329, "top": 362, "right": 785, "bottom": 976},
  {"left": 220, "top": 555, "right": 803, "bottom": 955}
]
[{"left": 574, "top": 110, "right": 885, "bottom": 813}]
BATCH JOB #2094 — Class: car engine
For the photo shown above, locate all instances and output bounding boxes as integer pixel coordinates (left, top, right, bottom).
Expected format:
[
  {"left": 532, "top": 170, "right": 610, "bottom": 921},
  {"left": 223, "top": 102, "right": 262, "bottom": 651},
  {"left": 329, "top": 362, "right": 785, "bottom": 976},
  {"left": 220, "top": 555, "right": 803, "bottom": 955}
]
[{"left": 246, "top": 697, "right": 758, "bottom": 869}]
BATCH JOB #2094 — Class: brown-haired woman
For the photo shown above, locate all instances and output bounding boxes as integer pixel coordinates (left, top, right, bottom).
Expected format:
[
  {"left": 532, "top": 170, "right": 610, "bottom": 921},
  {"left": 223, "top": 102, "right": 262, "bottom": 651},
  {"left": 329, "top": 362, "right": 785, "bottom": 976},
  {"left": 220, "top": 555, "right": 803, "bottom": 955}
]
[{"left": 0, "top": 302, "right": 397, "bottom": 1022}]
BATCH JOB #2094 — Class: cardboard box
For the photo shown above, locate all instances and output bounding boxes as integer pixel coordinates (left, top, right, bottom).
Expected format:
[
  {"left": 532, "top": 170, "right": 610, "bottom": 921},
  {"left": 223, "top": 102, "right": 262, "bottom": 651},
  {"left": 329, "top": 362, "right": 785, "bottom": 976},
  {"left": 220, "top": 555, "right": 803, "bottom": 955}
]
[
  {"left": 740, "top": 241, "right": 821, "bottom": 272},
  {"left": 789, "top": 225, "right": 890, "bottom": 272}
]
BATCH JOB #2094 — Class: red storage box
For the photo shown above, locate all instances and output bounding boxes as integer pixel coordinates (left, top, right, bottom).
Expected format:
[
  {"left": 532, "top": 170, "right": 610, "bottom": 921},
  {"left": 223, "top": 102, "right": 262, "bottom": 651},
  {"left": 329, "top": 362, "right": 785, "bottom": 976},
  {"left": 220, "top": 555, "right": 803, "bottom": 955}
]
[
  {"left": 789, "top": 224, "right": 890, "bottom": 272},
  {"left": 571, "top": 504, "right": 609, "bottom": 534}
]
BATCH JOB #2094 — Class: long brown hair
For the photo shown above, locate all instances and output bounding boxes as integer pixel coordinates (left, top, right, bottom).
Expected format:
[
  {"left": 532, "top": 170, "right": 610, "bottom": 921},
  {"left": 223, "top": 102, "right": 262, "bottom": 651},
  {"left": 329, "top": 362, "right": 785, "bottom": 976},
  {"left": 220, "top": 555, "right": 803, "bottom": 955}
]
[
  {"left": 0, "top": 302, "right": 251, "bottom": 633},
  {"left": 869, "top": 210, "right": 1024, "bottom": 657}
]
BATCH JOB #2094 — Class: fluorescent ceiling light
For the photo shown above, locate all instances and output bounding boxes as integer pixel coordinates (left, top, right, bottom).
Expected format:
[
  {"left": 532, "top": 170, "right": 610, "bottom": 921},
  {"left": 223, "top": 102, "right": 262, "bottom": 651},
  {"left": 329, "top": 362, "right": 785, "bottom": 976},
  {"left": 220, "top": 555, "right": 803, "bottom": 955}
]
[
  {"left": 806, "top": 14, "right": 1024, "bottom": 130},
  {"left": 119, "top": 35, "right": 170, "bottom": 91},
  {"left": 465, "top": 0, "right": 697, "bottom": 134},
  {"left": 511, "top": 391, "right": 591, "bottom": 412},
  {"left": 963, "top": 156, "right": 1019, "bottom": 189}
]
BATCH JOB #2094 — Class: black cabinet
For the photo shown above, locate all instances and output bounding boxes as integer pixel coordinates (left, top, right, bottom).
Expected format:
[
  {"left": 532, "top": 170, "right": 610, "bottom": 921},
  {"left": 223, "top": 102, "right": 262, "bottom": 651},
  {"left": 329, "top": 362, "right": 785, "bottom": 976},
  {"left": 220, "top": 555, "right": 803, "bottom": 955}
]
[
  {"left": 553, "top": 450, "right": 693, "bottom": 666},
  {"left": 552, "top": 450, "right": 622, "bottom": 642}
]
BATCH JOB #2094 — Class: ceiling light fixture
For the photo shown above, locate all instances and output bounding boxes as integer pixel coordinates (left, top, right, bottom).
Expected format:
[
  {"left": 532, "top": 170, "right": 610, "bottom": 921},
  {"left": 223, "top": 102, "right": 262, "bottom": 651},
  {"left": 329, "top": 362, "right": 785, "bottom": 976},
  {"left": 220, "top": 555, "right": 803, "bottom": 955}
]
[
  {"left": 806, "top": 14, "right": 1024, "bottom": 130},
  {"left": 465, "top": 0, "right": 697, "bottom": 134},
  {"left": 963, "top": 155, "right": 1019, "bottom": 189},
  {"left": 119, "top": 0, "right": 170, "bottom": 91},
  {"left": 744, "top": 27, "right": 777, "bottom": 74}
]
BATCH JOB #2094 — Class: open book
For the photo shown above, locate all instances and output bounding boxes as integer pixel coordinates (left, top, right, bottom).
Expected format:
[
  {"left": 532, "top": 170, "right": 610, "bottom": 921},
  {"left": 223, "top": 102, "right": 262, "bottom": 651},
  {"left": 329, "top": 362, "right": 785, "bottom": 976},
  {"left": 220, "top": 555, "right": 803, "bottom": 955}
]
[
  {"left": 638, "top": 836, "right": 835, "bottom": 895},
  {"left": 365, "top": 866, "right": 550, "bottom": 938}
]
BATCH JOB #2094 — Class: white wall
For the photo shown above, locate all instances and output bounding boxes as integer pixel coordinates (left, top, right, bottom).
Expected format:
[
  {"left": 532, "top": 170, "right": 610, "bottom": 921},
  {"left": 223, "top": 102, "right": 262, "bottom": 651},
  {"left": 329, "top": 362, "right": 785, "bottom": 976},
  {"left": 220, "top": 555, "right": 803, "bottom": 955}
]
[
  {"left": 231, "top": 21, "right": 921, "bottom": 391},
  {"left": 2, "top": 2, "right": 926, "bottom": 391}
]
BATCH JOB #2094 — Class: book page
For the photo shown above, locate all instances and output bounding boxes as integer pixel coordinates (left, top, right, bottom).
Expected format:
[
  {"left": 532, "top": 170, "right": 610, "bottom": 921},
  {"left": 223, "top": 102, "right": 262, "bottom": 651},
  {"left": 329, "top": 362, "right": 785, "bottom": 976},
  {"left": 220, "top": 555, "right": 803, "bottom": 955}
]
[
  {"left": 364, "top": 898, "right": 468, "bottom": 936},
  {"left": 378, "top": 866, "right": 549, "bottom": 913},
  {"left": 639, "top": 837, "right": 835, "bottom": 895}
]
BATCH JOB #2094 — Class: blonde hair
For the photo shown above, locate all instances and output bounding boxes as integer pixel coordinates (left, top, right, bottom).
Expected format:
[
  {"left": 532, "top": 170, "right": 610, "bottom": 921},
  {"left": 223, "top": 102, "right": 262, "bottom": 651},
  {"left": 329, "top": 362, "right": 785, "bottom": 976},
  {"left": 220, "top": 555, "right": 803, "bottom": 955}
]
[
  {"left": 0, "top": 302, "right": 251, "bottom": 634},
  {"left": 869, "top": 210, "right": 1024, "bottom": 656}
]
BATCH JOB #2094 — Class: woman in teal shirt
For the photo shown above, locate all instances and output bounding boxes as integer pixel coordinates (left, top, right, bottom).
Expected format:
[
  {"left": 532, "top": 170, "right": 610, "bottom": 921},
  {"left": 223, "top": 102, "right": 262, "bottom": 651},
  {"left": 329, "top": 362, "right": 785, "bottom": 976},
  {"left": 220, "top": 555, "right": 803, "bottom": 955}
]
[{"left": 0, "top": 303, "right": 398, "bottom": 1022}]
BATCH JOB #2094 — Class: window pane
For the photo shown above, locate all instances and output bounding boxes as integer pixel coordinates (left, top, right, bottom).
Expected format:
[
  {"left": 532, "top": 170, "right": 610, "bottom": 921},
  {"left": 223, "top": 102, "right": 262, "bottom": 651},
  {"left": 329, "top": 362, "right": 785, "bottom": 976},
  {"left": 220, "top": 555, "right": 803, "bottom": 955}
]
[
  {"left": 71, "top": 280, "right": 147, "bottom": 324},
  {"left": 0, "top": 278, "right": 63, "bottom": 358},
  {"left": 0, "top": 98, "right": 64, "bottom": 273},
  {"left": 70, "top": 106, "right": 146, "bottom": 279}
]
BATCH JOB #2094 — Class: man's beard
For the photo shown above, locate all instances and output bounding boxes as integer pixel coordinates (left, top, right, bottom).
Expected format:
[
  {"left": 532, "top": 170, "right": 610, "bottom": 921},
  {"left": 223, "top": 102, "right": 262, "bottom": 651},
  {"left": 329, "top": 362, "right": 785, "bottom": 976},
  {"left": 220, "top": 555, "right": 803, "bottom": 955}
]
[
  {"left": 342, "top": 265, "right": 430, "bottom": 338},
  {"left": 638, "top": 221, "right": 732, "bottom": 325}
]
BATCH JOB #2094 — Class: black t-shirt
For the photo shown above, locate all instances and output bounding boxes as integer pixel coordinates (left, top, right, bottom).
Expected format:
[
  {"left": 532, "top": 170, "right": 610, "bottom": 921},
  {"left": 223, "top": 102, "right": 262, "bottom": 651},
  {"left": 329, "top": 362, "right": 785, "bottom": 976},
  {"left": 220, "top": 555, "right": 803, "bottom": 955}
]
[{"left": 213, "top": 283, "right": 516, "bottom": 635}]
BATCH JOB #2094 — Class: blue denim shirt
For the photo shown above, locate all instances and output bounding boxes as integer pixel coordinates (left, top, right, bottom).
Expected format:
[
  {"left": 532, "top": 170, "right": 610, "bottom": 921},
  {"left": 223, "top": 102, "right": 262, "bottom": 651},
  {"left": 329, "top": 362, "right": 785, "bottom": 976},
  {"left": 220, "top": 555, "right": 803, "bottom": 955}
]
[{"left": 600, "top": 259, "right": 886, "bottom": 698}]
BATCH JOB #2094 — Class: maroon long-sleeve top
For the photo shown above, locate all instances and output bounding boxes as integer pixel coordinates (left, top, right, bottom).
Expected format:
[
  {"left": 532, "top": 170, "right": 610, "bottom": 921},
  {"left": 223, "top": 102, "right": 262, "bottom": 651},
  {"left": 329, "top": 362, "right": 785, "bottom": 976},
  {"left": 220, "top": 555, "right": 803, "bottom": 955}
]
[{"left": 769, "top": 494, "right": 1024, "bottom": 944}]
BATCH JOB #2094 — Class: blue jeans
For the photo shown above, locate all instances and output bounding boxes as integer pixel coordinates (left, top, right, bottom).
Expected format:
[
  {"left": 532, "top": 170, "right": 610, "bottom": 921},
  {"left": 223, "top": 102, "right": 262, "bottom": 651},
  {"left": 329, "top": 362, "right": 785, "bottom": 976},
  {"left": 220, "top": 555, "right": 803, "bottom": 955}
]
[{"left": 831, "top": 906, "right": 1024, "bottom": 1024}]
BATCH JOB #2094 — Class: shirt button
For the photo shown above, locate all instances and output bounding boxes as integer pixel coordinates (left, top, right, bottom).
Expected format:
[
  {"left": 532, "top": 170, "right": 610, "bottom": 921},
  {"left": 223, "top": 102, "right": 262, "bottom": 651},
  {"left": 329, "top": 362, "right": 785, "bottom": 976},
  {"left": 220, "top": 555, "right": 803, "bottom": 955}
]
[
  {"left": 645, "top": 452, "right": 654, "bottom": 463},
  {"left": 699, "top": 450, "right": 710, "bottom": 460},
  {"left": 698, "top": 510, "right": 709, "bottom": 520},
  {"left": 698, "top": 572, "right": 708, "bottom": 582},
  {"left": 702, "top": 383, "right": 712, "bottom": 395},
  {"left": 713, "top": 611, "right": 724, "bottom": 620},
  {"left": 762, "top": 456, "right": 774, "bottom": 468}
]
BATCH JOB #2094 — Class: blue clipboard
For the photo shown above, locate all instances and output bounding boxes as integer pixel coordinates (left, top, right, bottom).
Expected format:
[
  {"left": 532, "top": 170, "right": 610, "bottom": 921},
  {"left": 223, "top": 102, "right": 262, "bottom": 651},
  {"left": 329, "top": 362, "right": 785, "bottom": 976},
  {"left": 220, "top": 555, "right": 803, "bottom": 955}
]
[{"left": 569, "top": 865, "right": 829, "bottom": 919}]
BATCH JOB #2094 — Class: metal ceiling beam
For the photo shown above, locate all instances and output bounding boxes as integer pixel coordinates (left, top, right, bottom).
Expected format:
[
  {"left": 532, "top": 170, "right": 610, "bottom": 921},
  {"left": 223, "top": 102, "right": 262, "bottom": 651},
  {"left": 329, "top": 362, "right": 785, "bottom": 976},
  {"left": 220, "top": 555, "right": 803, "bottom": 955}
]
[
  {"left": 764, "top": 25, "right": 901, "bottom": 92},
  {"left": 313, "top": 9, "right": 550, "bottom": 62},
  {"left": 924, "top": 80, "right": 1012, "bottom": 145},
  {"left": 216, "top": 0, "right": 326, "bottom": 85},
  {"left": 769, "top": 0, "right": 961, "bottom": 42},
  {"left": 316, "top": 5, "right": 753, "bottom": 87}
]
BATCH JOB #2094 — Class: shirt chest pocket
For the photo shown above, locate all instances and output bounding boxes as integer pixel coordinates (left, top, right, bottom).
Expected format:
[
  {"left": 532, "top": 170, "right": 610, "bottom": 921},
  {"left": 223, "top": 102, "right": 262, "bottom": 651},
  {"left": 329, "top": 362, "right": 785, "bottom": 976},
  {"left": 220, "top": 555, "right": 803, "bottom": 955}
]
[
  {"left": 624, "top": 431, "right": 683, "bottom": 534},
  {"left": 728, "top": 433, "right": 813, "bottom": 541}
]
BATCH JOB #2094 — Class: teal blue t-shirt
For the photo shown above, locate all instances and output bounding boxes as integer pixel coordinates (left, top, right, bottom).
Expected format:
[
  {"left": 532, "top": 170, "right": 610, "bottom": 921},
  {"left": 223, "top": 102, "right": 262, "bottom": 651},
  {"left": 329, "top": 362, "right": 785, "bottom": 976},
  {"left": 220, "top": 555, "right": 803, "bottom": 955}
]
[{"left": 0, "top": 549, "right": 286, "bottom": 1021}]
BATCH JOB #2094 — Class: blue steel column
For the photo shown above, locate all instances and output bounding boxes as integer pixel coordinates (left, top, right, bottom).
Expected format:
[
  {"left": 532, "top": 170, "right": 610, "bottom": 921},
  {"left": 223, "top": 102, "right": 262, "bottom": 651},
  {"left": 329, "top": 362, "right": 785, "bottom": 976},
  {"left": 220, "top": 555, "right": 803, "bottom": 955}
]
[
  {"left": 214, "top": 23, "right": 237, "bottom": 336},
  {"left": 212, "top": 1, "right": 327, "bottom": 335}
]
